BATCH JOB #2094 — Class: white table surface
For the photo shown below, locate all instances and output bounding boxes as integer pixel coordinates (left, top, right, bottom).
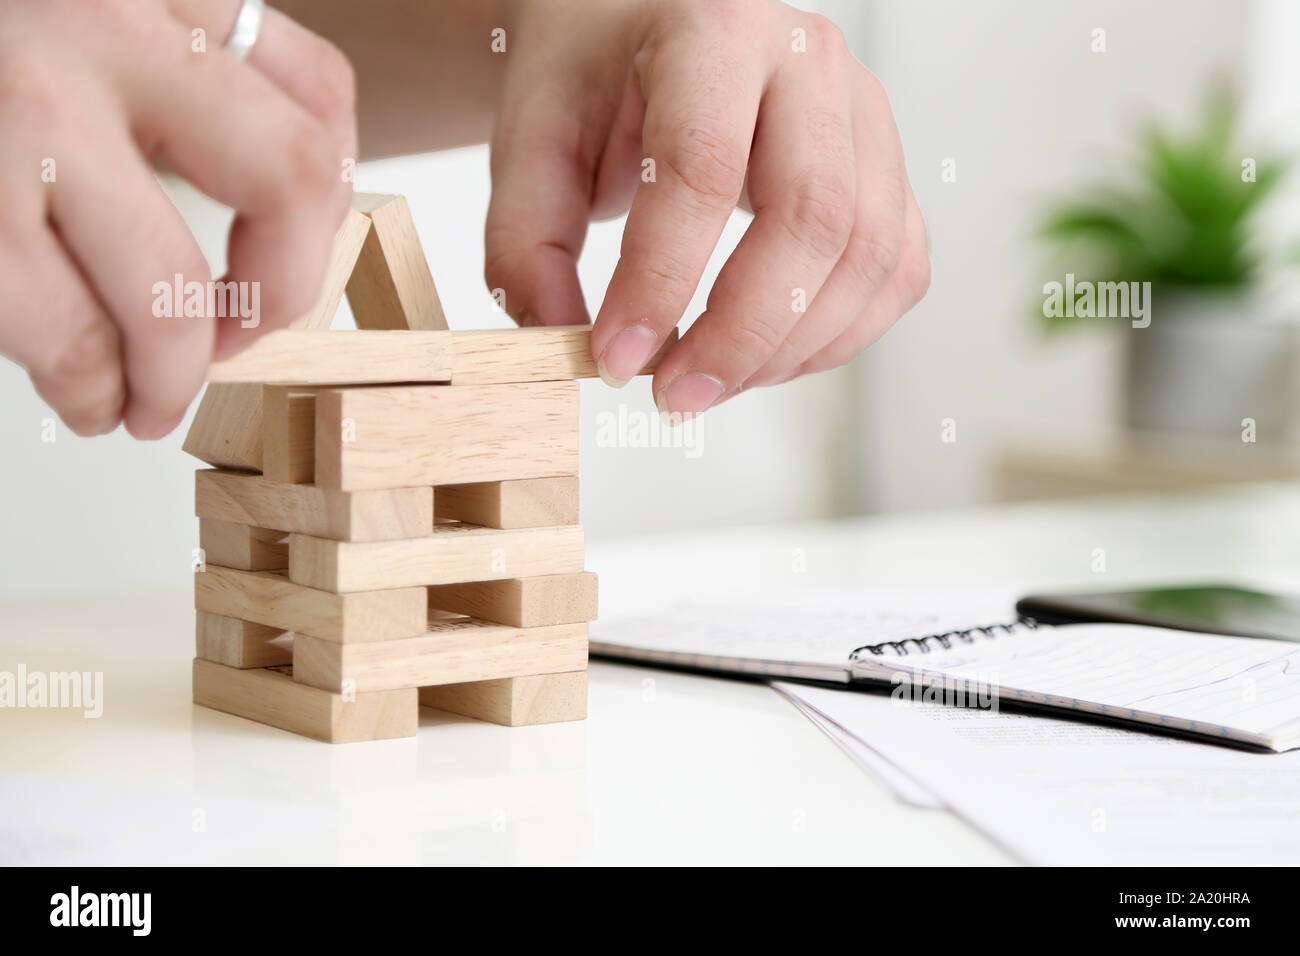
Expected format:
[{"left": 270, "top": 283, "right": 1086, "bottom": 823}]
[{"left": 4, "top": 482, "right": 1299, "bottom": 865}]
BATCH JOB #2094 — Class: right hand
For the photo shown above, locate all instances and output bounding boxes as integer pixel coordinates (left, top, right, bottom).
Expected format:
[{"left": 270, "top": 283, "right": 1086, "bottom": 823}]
[{"left": 0, "top": 0, "right": 355, "bottom": 439}]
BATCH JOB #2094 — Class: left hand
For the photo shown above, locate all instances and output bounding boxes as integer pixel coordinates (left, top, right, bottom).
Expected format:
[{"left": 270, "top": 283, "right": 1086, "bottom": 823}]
[{"left": 484, "top": 0, "right": 929, "bottom": 417}]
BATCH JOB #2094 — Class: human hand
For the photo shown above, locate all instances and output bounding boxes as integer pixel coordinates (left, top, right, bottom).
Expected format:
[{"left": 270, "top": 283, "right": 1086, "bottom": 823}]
[
  {"left": 0, "top": 0, "right": 355, "bottom": 438},
  {"left": 484, "top": 0, "right": 929, "bottom": 418}
]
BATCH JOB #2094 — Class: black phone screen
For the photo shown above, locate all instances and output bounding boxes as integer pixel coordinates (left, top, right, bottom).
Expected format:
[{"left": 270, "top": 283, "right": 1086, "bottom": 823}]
[{"left": 1015, "top": 584, "right": 1300, "bottom": 642}]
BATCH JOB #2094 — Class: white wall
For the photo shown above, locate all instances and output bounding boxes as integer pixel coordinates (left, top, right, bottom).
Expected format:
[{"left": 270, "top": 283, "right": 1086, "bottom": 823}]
[
  {"left": 849, "top": 0, "right": 1248, "bottom": 511},
  {"left": 1244, "top": 0, "right": 1300, "bottom": 317}
]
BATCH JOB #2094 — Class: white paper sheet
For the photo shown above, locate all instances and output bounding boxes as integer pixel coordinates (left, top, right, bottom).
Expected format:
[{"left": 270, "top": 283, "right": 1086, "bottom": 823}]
[
  {"left": 772, "top": 684, "right": 946, "bottom": 810},
  {"left": 775, "top": 682, "right": 1300, "bottom": 865}
]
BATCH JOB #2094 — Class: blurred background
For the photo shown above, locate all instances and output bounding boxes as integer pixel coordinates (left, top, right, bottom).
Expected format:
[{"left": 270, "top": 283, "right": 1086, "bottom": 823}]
[{"left": 3, "top": 0, "right": 1299, "bottom": 601}]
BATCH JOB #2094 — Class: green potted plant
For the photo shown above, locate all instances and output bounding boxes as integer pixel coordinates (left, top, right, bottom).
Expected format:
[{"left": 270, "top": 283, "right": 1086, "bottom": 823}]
[{"left": 1036, "top": 91, "right": 1297, "bottom": 440}]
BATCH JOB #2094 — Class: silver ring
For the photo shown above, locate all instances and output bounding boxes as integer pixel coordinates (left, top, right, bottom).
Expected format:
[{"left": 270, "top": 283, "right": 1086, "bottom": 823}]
[{"left": 225, "top": 0, "right": 265, "bottom": 61}]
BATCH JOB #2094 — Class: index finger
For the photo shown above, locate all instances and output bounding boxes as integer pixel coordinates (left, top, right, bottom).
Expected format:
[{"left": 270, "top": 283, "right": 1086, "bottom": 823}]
[
  {"left": 591, "top": 37, "right": 766, "bottom": 386},
  {"left": 140, "top": 5, "right": 352, "bottom": 355}
]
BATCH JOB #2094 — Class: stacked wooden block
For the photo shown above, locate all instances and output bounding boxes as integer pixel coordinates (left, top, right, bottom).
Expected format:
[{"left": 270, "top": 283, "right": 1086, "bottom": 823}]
[{"left": 185, "top": 194, "right": 668, "bottom": 742}]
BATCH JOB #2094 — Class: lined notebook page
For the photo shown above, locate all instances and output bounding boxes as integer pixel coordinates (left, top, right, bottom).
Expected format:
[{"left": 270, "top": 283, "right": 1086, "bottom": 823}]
[
  {"left": 592, "top": 595, "right": 1017, "bottom": 682},
  {"left": 859, "top": 623, "right": 1300, "bottom": 748}
]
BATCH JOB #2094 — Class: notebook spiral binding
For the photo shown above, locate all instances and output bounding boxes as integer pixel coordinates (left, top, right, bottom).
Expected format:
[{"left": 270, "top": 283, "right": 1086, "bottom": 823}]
[{"left": 848, "top": 617, "right": 1040, "bottom": 661}]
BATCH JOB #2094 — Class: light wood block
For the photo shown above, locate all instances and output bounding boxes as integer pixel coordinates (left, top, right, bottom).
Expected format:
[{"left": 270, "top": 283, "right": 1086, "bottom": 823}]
[
  {"left": 195, "top": 566, "right": 427, "bottom": 643},
  {"left": 305, "top": 207, "right": 375, "bottom": 330},
  {"left": 199, "top": 518, "right": 288, "bottom": 571},
  {"left": 183, "top": 382, "right": 266, "bottom": 472},
  {"left": 427, "top": 572, "right": 597, "bottom": 628},
  {"left": 262, "top": 387, "right": 317, "bottom": 483},
  {"left": 289, "top": 523, "right": 586, "bottom": 593},
  {"left": 292, "top": 621, "right": 589, "bottom": 693},
  {"left": 195, "top": 611, "right": 292, "bottom": 668},
  {"left": 419, "top": 671, "right": 587, "bottom": 726},
  {"left": 313, "top": 382, "right": 579, "bottom": 491},
  {"left": 196, "top": 469, "right": 433, "bottom": 542},
  {"left": 450, "top": 326, "right": 674, "bottom": 385},
  {"left": 347, "top": 194, "right": 448, "bottom": 331},
  {"left": 203, "top": 326, "right": 674, "bottom": 387},
  {"left": 435, "top": 477, "right": 579, "bottom": 529},
  {"left": 184, "top": 208, "right": 371, "bottom": 469},
  {"left": 193, "top": 659, "right": 416, "bottom": 743},
  {"left": 207, "top": 331, "right": 452, "bottom": 385}
]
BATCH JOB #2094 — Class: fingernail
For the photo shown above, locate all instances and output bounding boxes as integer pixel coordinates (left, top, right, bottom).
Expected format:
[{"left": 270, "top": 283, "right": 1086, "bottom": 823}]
[
  {"left": 658, "top": 408, "right": 700, "bottom": 429},
  {"left": 660, "top": 372, "right": 725, "bottom": 417},
  {"left": 597, "top": 324, "right": 659, "bottom": 387}
]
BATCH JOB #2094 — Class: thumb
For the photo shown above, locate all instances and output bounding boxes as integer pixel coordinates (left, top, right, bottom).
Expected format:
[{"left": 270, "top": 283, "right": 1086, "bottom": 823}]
[{"left": 484, "top": 84, "right": 594, "bottom": 327}]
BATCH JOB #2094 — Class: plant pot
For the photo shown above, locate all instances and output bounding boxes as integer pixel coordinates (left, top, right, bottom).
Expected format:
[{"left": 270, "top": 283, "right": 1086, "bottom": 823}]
[{"left": 1124, "top": 292, "right": 1298, "bottom": 440}]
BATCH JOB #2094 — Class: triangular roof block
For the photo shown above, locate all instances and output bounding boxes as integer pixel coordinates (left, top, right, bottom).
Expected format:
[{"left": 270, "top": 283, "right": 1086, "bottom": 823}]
[
  {"left": 184, "top": 193, "right": 447, "bottom": 469},
  {"left": 184, "top": 194, "right": 673, "bottom": 470}
]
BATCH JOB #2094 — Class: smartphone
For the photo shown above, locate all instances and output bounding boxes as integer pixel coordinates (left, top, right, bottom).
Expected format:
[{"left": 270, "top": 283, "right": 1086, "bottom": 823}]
[{"left": 1015, "top": 584, "right": 1300, "bottom": 642}]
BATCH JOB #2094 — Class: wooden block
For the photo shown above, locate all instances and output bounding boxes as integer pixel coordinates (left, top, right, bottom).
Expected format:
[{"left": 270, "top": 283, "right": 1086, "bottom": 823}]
[
  {"left": 199, "top": 518, "right": 288, "bottom": 571},
  {"left": 427, "top": 572, "right": 597, "bottom": 628},
  {"left": 292, "top": 621, "right": 588, "bottom": 693},
  {"left": 419, "top": 671, "right": 587, "bottom": 726},
  {"left": 195, "top": 611, "right": 292, "bottom": 668},
  {"left": 207, "top": 331, "right": 452, "bottom": 385},
  {"left": 196, "top": 469, "right": 433, "bottom": 542},
  {"left": 289, "top": 523, "right": 586, "bottom": 593},
  {"left": 347, "top": 194, "right": 448, "bottom": 331},
  {"left": 450, "top": 326, "right": 675, "bottom": 385},
  {"left": 204, "top": 326, "right": 674, "bottom": 387},
  {"left": 262, "top": 387, "right": 317, "bottom": 483},
  {"left": 435, "top": 477, "right": 579, "bottom": 529},
  {"left": 195, "top": 566, "right": 427, "bottom": 643},
  {"left": 183, "top": 382, "right": 266, "bottom": 472},
  {"left": 184, "top": 209, "right": 371, "bottom": 469},
  {"left": 314, "top": 382, "right": 579, "bottom": 491},
  {"left": 193, "top": 659, "right": 416, "bottom": 743},
  {"left": 304, "top": 207, "right": 375, "bottom": 330}
]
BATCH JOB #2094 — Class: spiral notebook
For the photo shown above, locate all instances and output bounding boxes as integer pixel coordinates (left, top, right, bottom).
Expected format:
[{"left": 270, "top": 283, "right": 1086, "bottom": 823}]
[{"left": 592, "top": 596, "right": 1300, "bottom": 752}]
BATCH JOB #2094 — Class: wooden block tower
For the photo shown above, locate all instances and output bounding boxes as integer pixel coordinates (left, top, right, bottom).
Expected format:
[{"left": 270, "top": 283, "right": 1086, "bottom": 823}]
[{"left": 185, "top": 194, "right": 669, "bottom": 742}]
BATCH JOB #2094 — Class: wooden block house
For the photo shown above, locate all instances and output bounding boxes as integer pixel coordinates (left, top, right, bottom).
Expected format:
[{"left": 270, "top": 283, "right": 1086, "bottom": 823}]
[{"left": 187, "top": 194, "right": 668, "bottom": 742}]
